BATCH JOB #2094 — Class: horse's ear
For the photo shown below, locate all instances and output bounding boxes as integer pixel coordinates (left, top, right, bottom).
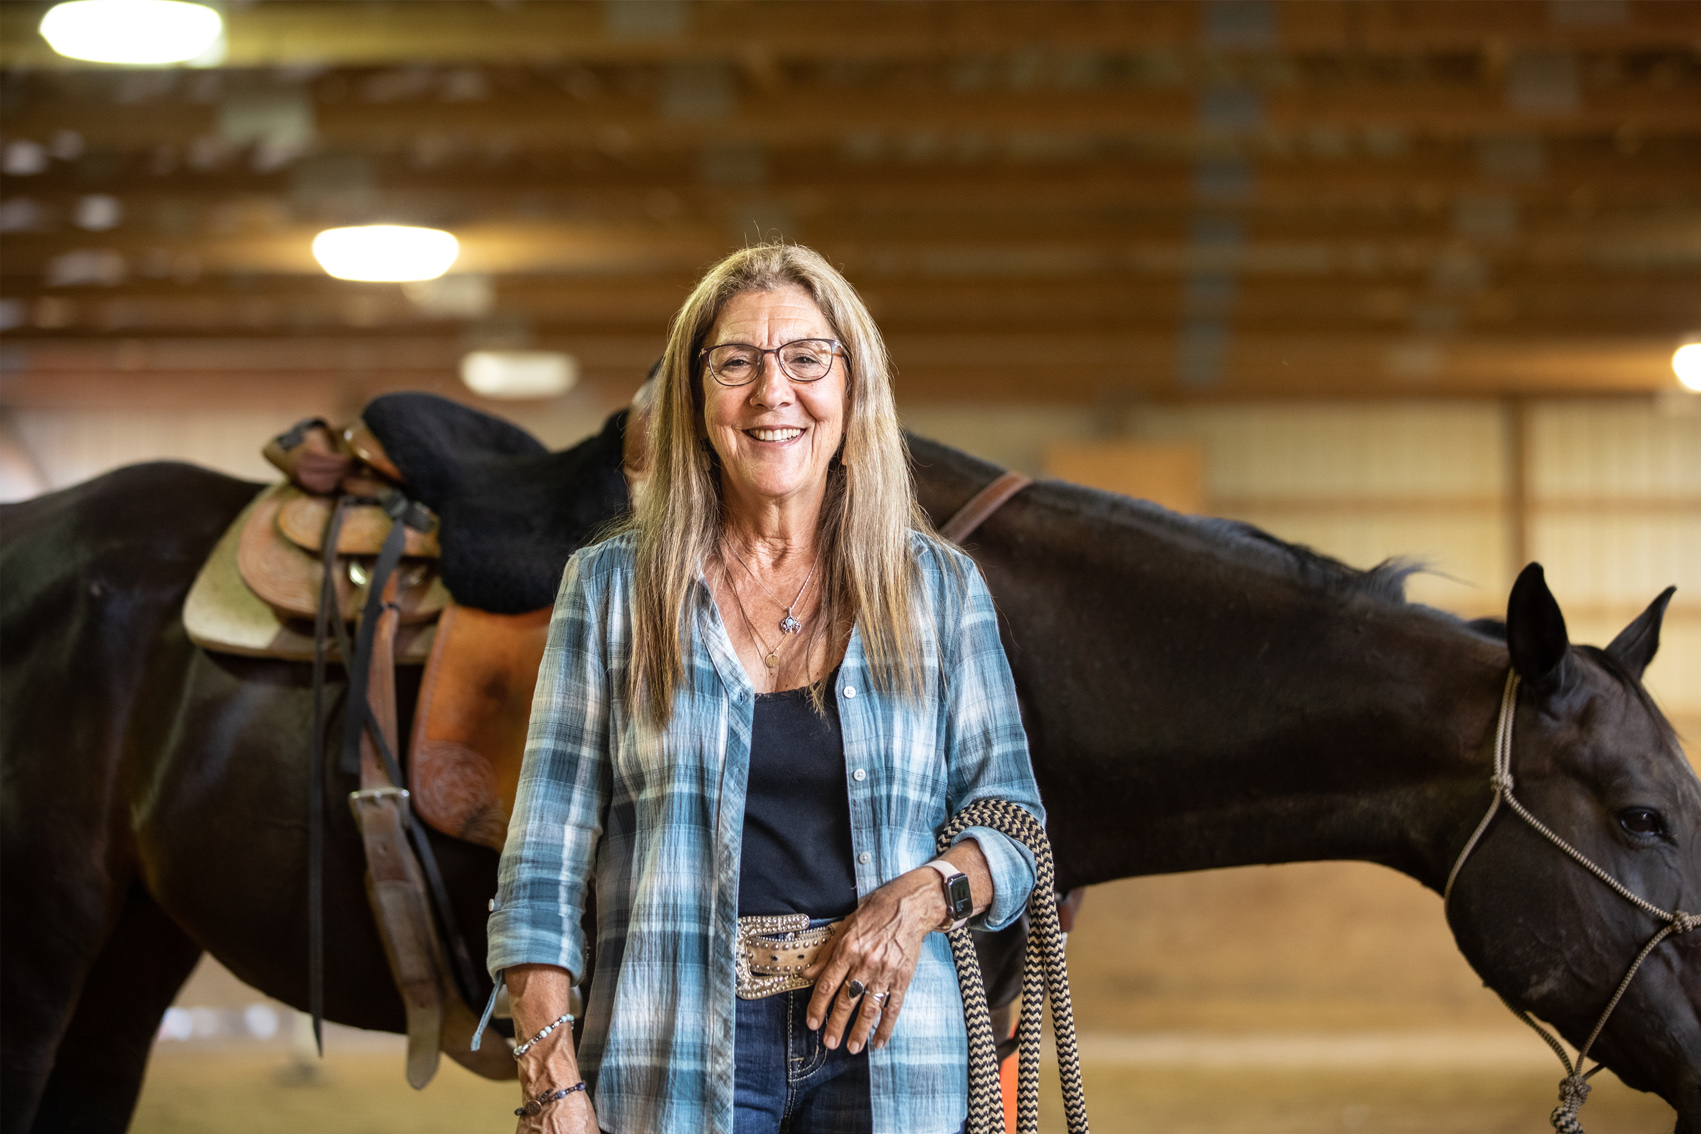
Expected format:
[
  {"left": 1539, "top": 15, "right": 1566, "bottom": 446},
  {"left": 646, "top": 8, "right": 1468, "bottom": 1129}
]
[
  {"left": 1507, "top": 563, "right": 1571, "bottom": 693},
  {"left": 1605, "top": 586, "right": 1677, "bottom": 680}
]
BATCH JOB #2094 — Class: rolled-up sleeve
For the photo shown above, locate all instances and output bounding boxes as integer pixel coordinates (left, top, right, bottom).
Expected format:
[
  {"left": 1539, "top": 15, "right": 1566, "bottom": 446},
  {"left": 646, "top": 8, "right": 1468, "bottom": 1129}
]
[
  {"left": 940, "top": 557, "right": 1044, "bottom": 932},
  {"left": 486, "top": 550, "right": 610, "bottom": 982}
]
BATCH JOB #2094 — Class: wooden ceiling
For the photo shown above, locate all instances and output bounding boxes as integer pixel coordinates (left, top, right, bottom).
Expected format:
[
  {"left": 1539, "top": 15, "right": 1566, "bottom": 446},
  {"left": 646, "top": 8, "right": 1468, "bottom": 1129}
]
[{"left": 2, "top": 0, "right": 1699, "bottom": 406}]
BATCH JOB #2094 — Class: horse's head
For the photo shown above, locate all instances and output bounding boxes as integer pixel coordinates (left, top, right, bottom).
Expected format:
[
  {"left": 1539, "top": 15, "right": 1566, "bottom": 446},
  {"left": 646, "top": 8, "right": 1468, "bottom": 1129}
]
[{"left": 1448, "top": 563, "right": 1699, "bottom": 1129}]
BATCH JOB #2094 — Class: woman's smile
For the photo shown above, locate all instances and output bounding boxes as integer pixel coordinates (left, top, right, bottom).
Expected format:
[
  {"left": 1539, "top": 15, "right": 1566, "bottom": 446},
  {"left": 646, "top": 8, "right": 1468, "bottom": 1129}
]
[{"left": 745, "top": 426, "right": 805, "bottom": 444}]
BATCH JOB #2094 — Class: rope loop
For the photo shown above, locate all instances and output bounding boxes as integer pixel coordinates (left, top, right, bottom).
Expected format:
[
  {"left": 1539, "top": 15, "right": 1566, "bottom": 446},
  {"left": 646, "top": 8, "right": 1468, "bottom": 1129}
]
[
  {"left": 1671, "top": 911, "right": 1698, "bottom": 934},
  {"left": 936, "top": 799, "right": 1089, "bottom": 1134},
  {"left": 1550, "top": 1074, "right": 1592, "bottom": 1134}
]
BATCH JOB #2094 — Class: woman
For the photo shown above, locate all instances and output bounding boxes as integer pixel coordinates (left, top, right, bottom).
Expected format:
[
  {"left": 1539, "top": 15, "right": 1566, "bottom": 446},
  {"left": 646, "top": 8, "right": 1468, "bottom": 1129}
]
[{"left": 487, "top": 244, "right": 1044, "bottom": 1134}]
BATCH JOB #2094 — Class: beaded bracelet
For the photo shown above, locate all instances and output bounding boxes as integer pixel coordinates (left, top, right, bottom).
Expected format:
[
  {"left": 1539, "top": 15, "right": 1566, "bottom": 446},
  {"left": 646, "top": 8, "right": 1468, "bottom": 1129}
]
[
  {"left": 511, "top": 1012, "right": 573, "bottom": 1060},
  {"left": 514, "top": 1081, "right": 587, "bottom": 1117}
]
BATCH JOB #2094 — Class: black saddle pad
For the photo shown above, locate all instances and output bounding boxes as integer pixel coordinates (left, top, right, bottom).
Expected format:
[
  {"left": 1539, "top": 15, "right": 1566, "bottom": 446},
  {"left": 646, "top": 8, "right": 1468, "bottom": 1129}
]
[{"left": 362, "top": 393, "right": 631, "bottom": 614}]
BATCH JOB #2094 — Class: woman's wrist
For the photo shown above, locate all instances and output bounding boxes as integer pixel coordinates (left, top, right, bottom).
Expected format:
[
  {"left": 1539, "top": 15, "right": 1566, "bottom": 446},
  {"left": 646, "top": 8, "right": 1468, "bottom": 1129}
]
[{"left": 895, "top": 866, "right": 951, "bottom": 933}]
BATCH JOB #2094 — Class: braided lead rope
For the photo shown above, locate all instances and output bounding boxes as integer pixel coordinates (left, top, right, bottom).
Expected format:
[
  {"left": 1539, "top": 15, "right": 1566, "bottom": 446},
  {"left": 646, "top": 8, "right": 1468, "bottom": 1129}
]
[
  {"left": 937, "top": 799, "right": 1089, "bottom": 1134},
  {"left": 1444, "top": 670, "right": 1699, "bottom": 1133}
]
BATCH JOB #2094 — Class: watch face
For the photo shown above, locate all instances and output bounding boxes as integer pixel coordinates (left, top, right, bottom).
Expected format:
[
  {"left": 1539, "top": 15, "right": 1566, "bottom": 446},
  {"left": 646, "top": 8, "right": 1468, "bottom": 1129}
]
[{"left": 946, "top": 874, "right": 973, "bottom": 918}]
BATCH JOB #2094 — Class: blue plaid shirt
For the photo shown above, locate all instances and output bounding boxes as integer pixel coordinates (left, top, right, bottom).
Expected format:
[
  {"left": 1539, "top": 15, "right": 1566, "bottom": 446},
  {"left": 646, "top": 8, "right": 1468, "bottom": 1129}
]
[{"left": 487, "top": 531, "right": 1043, "bottom": 1134}]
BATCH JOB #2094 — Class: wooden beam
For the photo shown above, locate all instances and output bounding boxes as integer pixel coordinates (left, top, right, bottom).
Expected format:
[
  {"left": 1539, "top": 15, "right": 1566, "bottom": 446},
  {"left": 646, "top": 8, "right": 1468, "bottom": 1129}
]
[
  {"left": 6, "top": 77, "right": 1698, "bottom": 152},
  {"left": 4, "top": 274, "right": 1695, "bottom": 339},
  {"left": 6, "top": 149, "right": 1697, "bottom": 213},
  {"left": 6, "top": 1, "right": 1700, "bottom": 69},
  {"left": 5, "top": 211, "right": 1699, "bottom": 276},
  {"left": 0, "top": 332, "right": 1685, "bottom": 403}
]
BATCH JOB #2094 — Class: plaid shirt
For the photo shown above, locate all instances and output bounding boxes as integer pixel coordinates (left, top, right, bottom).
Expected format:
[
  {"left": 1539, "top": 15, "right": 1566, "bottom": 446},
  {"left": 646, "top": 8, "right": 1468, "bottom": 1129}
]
[{"left": 486, "top": 531, "right": 1043, "bottom": 1134}]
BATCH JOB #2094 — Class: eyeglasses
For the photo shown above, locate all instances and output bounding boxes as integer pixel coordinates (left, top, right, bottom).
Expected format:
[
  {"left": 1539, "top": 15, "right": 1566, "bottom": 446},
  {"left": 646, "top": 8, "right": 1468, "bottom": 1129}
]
[{"left": 700, "top": 339, "right": 841, "bottom": 387}]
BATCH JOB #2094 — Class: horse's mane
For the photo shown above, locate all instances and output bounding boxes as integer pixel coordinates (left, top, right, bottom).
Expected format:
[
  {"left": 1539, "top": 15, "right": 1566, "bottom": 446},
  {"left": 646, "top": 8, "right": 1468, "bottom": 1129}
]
[
  {"left": 1188, "top": 514, "right": 1423, "bottom": 606},
  {"left": 907, "top": 433, "right": 1421, "bottom": 609}
]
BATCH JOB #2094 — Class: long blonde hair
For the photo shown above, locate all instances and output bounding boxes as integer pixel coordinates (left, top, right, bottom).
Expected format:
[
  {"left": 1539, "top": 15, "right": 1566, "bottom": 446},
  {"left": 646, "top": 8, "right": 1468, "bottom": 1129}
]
[{"left": 628, "top": 244, "right": 931, "bottom": 724}]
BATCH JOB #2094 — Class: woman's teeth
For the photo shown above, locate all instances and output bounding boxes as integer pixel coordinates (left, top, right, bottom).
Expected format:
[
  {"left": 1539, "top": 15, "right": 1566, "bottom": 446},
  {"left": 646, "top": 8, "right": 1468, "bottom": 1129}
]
[{"left": 749, "top": 428, "right": 803, "bottom": 442}]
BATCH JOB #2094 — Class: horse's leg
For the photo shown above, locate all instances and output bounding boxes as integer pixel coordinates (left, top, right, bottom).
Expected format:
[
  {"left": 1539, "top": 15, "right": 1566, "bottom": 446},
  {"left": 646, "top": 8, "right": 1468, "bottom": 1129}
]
[
  {"left": 0, "top": 853, "right": 121, "bottom": 1134},
  {"left": 29, "top": 885, "right": 202, "bottom": 1134}
]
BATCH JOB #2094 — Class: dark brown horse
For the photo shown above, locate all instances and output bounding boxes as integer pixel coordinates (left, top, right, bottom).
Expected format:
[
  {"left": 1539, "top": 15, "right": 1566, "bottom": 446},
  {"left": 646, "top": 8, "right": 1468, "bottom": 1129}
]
[{"left": 2, "top": 408, "right": 1696, "bottom": 1132}]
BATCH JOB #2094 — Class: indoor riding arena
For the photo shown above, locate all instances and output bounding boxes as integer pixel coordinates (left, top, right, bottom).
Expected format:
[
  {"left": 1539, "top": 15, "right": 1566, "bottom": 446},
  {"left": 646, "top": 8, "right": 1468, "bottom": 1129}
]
[{"left": 2, "top": 3, "right": 1698, "bottom": 1133}]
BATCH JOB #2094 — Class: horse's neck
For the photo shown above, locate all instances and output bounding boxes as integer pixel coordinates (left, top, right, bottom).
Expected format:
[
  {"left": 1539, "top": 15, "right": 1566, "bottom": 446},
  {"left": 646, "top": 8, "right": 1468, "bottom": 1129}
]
[{"left": 912, "top": 445, "right": 1505, "bottom": 894}]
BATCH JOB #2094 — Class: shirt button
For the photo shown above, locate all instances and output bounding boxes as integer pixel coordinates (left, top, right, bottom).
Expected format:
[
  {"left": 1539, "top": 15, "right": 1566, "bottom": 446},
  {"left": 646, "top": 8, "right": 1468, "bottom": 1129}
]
[
  {"left": 488, "top": 898, "right": 498, "bottom": 912},
  {"left": 858, "top": 852, "right": 872, "bottom": 865},
  {"left": 852, "top": 768, "right": 866, "bottom": 782},
  {"left": 843, "top": 685, "right": 856, "bottom": 698}
]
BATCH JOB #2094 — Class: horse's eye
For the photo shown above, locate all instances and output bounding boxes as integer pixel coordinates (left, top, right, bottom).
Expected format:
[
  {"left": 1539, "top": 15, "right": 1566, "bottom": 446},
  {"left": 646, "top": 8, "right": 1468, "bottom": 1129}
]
[{"left": 1618, "top": 807, "right": 1665, "bottom": 837}]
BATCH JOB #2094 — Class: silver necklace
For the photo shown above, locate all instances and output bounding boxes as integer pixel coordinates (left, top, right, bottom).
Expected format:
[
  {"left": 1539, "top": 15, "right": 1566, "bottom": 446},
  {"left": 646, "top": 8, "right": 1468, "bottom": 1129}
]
[
  {"left": 723, "top": 541, "right": 818, "bottom": 636},
  {"left": 721, "top": 561, "right": 783, "bottom": 672}
]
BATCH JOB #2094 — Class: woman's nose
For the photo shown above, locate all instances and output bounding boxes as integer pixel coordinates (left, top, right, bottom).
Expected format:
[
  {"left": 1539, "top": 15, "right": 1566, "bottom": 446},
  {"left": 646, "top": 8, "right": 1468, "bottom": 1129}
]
[{"left": 748, "top": 355, "right": 794, "bottom": 407}]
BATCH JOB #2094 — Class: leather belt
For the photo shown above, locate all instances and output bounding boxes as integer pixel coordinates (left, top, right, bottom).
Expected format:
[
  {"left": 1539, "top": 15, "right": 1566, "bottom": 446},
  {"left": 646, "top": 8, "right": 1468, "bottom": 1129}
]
[{"left": 735, "top": 914, "right": 843, "bottom": 1001}]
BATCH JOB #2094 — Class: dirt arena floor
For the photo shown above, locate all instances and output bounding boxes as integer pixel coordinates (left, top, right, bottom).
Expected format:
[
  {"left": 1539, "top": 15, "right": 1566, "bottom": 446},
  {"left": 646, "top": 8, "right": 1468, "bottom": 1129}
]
[
  {"left": 133, "top": 1048, "right": 1676, "bottom": 1134},
  {"left": 133, "top": 864, "right": 1681, "bottom": 1132}
]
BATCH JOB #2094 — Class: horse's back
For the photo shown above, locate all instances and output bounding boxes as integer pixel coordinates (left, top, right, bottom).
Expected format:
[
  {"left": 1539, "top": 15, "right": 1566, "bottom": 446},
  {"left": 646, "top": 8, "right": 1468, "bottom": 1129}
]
[
  {"left": 0, "top": 461, "right": 260, "bottom": 787},
  {"left": 1, "top": 460, "right": 258, "bottom": 585}
]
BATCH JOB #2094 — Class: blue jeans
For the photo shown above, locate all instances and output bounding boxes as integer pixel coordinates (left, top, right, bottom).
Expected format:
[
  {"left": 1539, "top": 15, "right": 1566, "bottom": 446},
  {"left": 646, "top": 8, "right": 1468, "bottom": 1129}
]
[{"left": 733, "top": 984, "right": 872, "bottom": 1134}]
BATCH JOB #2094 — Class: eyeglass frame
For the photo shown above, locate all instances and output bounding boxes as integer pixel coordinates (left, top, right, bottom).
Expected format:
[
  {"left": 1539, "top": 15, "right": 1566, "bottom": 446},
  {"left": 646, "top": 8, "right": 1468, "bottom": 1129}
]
[{"left": 697, "top": 338, "right": 844, "bottom": 388}]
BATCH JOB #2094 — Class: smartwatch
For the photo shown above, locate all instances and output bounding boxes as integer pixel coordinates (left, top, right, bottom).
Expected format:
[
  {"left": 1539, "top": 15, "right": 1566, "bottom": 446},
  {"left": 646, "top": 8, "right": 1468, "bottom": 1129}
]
[{"left": 924, "top": 859, "right": 974, "bottom": 932}]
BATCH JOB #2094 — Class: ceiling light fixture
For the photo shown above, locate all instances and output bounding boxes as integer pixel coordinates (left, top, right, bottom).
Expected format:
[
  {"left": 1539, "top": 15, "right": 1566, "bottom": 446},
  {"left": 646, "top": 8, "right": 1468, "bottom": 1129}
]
[
  {"left": 39, "top": 0, "right": 223, "bottom": 66},
  {"left": 461, "top": 351, "right": 578, "bottom": 400},
  {"left": 1674, "top": 343, "right": 1701, "bottom": 393},
  {"left": 311, "top": 225, "right": 459, "bottom": 283}
]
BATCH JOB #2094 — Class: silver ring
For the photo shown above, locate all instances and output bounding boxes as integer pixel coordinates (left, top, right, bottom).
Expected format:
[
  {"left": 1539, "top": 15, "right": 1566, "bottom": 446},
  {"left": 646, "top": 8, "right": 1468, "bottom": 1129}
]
[
  {"left": 868, "top": 990, "right": 888, "bottom": 1004},
  {"left": 843, "top": 979, "right": 866, "bottom": 1000}
]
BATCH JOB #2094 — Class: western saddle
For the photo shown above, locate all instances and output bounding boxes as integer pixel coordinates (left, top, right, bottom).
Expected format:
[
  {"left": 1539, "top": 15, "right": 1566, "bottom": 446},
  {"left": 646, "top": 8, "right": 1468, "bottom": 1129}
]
[{"left": 185, "top": 394, "right": 639, "bottom": 1087}]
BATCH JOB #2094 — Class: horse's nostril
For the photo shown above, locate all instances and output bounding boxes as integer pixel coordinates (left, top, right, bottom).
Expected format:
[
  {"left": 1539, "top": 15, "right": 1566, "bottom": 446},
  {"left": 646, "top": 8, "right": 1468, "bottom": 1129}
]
[{"left": 1618, "top": 807, "right": 1665, "bottom": 837}]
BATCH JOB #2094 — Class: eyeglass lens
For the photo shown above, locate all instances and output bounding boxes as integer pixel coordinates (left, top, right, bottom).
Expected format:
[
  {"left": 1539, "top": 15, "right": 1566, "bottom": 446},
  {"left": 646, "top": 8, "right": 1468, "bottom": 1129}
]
[{"left": 706, "top": 340, "right": 836, "bottom": 385}]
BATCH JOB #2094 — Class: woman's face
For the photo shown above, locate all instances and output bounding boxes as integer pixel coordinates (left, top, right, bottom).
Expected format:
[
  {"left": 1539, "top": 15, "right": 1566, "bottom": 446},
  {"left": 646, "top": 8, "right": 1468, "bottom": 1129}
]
[{"left": 701, "top": 285, "right": 847, "bottom": 512}]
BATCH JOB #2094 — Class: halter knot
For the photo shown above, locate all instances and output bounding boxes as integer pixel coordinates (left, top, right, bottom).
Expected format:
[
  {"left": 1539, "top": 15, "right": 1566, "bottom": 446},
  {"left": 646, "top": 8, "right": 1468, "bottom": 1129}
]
[
  {"left": 1490, "top": 773, "right": 1515, "bottom": 794},
  {"left": 1549, "top": 1074, "right": 1592, "bottom": 1134},
  {"left": 1672, "top": 911, "right": 1699, "bottom": 935}
]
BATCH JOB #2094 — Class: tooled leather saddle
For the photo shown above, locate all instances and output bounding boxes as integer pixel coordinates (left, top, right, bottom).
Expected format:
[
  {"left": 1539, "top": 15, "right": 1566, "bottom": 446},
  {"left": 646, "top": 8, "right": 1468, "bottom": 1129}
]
[{"left": 183, "top": 393, "right": 631, "bottom": 1087}]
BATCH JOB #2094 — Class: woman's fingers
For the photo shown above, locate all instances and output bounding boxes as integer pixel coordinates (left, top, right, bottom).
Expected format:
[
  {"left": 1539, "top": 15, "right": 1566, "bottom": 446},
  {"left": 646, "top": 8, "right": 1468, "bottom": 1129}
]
[
  {"left": 844, "top": 986, "right": 891, "bottom": 1054},
  {"left": 822, "top": 973, "right": 866, "bottom": 1048},
  {"left": 869, "top": 986, "right": 907, "bottom": 1050},
  {"left": 805, "top": 936, "right": 852, "bottom": 1029}
]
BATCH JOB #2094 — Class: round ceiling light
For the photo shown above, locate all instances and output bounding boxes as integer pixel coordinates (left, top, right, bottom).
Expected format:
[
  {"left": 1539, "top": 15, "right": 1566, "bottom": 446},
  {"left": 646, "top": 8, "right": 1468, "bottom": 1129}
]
[
  {"left": 1674, "top": 343, "right": 1701, "bottom": 393},
  {"left": 39, "top": 0, "right": 223, "bottom": 66},
  {"left": 311, "top": 225, "right": 459, "bottom": 283}
]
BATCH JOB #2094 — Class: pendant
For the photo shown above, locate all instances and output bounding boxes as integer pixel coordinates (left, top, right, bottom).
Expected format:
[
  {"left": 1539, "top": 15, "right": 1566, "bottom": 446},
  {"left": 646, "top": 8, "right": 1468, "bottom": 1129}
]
[
  {"left": 779, "top": 614, "right": 802, "bottom": 635},
  {"left": 764, "top": 652, "right": 780, "bottom": 668}
]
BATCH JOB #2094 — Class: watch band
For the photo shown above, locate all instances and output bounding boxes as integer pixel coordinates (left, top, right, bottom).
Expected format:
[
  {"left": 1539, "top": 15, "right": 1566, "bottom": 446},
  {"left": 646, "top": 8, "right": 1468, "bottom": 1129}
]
[{"left": 923, "top": 859, "right": 972, "bottom": 932}]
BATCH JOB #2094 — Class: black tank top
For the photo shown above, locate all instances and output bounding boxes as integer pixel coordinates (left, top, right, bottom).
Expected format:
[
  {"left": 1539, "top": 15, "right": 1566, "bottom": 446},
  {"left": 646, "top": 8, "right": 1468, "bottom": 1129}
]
[{"left": 736, "top": 680, "right": 859, "bottom": 919}]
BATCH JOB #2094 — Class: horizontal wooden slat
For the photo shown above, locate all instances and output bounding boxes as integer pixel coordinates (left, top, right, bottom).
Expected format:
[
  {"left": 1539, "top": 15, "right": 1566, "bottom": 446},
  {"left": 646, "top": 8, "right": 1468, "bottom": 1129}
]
[
  {"left": 6, "top": 81, "right": 1698, "bottom": 150},
  {"left": 6, "top": 1, "right": 1700, "bottom": 69},
  {"left": 1215, "top": 495, "right": 1701, "bottom": 513},
  {"left": 0, "top": 332, "right": 1685, "bottom": 401}
]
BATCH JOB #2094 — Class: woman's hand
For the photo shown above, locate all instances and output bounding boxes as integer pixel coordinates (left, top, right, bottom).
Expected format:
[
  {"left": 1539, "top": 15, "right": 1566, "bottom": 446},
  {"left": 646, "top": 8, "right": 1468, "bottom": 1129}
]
[
  {"left": 508, "top": 965, "right": 599, "bottom": 1134},
  {"left": 804, "top": 841, "right": 993, "bottom": 1055}
]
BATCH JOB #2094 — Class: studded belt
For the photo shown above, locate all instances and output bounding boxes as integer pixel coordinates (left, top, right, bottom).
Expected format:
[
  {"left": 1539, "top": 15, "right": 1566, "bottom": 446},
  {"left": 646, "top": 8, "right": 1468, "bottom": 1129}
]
[{"left": 734, "top": 914, "right": 843, "bottom": 1001}]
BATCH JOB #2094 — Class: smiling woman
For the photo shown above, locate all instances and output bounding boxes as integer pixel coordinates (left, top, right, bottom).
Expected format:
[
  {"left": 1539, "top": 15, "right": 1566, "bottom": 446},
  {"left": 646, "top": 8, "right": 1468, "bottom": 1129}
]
[{"left": 485, "top": 244, "right": 1045, "bottom": 1134}]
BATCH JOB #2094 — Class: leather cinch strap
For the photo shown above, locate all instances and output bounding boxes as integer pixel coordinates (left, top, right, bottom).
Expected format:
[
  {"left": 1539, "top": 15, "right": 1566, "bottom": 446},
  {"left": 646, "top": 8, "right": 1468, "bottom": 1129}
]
[{"left": 939, "top": 472, "right": 1033, "bottom": 544}]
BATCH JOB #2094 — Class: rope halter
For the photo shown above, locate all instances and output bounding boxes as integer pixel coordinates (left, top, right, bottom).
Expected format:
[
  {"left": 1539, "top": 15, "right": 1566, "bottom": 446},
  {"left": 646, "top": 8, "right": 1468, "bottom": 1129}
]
[{"left": 1445, "top": 670, "right": 1695, "bottom": 1134}]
